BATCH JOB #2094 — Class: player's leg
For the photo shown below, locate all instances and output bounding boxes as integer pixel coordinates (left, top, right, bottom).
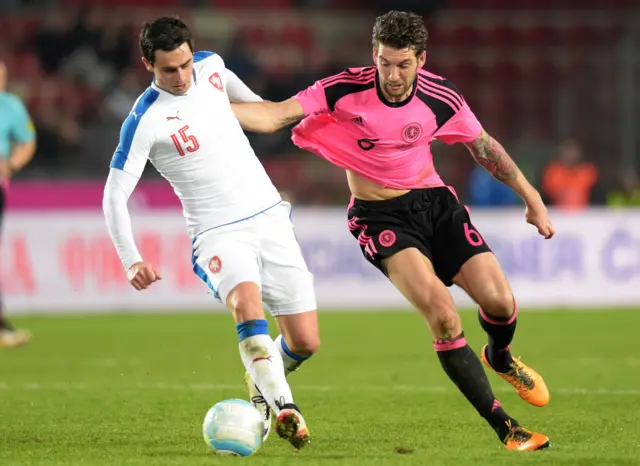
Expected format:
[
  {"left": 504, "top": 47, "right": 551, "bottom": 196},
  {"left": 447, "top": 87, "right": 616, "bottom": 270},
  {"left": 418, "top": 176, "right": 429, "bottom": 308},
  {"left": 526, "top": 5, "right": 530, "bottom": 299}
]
[
  {"left": 192, "top": 228, "right": 300, "bottom": 447},
  {"left": 452, "top": 252, "right": 549, "bottom": 407},
  {"left": 259, "top": 203, "right": 320, "bottom": 377},
  {"left": 273, "top": 311, "right": 319, "bottom": 376},
  {"left": 255, "top": 201, "right": 317, "bottom": 448},
  {"left": 384, "top": 249, "right": 549, "bottom": 450},
  {"left": 350, "top": 191, "right": 548, "bottom": 451},
  {"left": 270, "top": 313, "right": 316, "bottom": 448},
  {"left": 243, "top": 310, "right": 317, "bottom": 443},
  {"left": 0, "top": 187, "right": 31, "bottom": 348},
  {"left": 226, "top": 282, "right": 298, "bottom": 415}
]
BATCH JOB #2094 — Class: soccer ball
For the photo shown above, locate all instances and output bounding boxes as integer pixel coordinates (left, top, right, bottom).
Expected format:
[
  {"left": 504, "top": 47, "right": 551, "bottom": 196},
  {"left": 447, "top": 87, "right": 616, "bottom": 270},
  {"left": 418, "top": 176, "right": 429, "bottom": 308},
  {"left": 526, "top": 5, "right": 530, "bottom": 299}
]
[{"left": 202, "top": 399, "right": 264, "bottom": 456}]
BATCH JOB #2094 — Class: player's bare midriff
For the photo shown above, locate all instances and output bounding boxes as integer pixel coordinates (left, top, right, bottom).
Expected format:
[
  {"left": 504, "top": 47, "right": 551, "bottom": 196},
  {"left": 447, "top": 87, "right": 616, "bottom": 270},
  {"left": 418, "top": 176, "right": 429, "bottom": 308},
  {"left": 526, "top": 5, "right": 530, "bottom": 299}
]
[{"left": 347, "top": 170, "right": 412, "bottom": 201}]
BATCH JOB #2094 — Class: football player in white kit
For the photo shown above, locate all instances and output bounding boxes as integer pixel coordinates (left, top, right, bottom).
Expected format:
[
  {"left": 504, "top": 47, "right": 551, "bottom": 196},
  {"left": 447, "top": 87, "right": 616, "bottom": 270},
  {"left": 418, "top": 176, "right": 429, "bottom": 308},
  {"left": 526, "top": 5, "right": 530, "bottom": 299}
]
[{"left": 102, "top": 17, "right": 318, "bottom": 450}]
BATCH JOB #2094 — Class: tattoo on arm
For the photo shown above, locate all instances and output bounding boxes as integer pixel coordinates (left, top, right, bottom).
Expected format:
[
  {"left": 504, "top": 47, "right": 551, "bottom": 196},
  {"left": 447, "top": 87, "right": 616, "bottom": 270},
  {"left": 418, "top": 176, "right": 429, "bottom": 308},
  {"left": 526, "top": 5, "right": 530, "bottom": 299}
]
[{"left": 465, "top": 131, "right": 519, "bottom": 183}]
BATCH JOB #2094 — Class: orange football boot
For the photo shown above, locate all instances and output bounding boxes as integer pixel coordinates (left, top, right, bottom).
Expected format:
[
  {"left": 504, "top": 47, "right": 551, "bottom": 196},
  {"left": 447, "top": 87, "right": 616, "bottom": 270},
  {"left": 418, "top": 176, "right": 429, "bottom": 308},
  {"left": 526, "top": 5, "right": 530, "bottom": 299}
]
[
  {"left": 503, "top": 423, "right": 550, "bottom": 451},
  {"left": 481, "top": 345, "right": 550, "bottom": 407}
]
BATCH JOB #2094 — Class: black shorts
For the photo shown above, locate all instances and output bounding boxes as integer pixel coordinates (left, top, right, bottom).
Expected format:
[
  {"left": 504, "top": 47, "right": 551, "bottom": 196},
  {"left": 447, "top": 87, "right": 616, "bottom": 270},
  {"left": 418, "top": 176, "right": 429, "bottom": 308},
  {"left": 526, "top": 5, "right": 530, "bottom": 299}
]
[{"left": 347, "top": 187, "right": 492, "bottom": 286}]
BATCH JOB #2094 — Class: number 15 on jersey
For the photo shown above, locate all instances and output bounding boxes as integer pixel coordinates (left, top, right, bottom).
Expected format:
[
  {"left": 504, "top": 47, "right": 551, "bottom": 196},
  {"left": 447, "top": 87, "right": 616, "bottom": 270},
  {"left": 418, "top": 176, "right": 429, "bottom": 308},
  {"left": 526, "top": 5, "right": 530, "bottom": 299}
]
[{"left": 171, "top": 125, "right": 200, "bottom": 157}]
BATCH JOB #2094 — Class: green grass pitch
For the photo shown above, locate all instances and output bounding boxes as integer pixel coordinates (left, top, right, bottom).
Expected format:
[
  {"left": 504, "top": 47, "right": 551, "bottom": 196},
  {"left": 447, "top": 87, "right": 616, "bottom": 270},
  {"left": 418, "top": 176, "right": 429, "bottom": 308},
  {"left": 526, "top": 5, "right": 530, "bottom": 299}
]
[{"left": 1, "top": 309, "right": 639, "bottom": 465}]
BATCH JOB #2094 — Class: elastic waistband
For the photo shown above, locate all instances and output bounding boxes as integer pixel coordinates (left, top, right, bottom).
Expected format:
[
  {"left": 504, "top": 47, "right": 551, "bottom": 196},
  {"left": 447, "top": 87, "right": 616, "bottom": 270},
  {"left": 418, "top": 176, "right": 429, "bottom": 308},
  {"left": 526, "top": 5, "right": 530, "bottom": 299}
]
[
  {"left": 351, "top": 187, "right": 452, "bottom": 211},
  {"left": 191, "top": 199, "right": 282, "bottom": 244}
]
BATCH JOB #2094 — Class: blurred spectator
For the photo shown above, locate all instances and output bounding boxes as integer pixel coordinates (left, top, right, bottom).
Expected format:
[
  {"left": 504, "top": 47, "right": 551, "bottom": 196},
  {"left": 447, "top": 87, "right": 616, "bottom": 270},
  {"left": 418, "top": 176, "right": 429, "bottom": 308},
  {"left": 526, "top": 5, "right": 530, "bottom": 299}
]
[
  {"left": 0, "top": 60, "right": 35, "bottom": 345},
  {"left": 32, "top": 10, "right": 73, "bottom": 75},
  {"left": 224, "top": 33, "right": 267, "bottom": 100},
  {"left": 542, "top": 139, "right": 599, "bottom": 210},
  {"left": 60, "top": 9, "right": 117, "bottom": 90},
  {"left": 607, "top": 171, "right": 640, "bottom": 207},
  {"left": 0, "top": 5, "right": 637, "bottom": 204},
  {"left": 102, "top": 68, "right": 144, "bottom": 122},
  {"left": 31, "top": 103, "right": 83, "bottom": 169},
  {"left": 467, "top": 164, "right": 520, "bottom": 207}
]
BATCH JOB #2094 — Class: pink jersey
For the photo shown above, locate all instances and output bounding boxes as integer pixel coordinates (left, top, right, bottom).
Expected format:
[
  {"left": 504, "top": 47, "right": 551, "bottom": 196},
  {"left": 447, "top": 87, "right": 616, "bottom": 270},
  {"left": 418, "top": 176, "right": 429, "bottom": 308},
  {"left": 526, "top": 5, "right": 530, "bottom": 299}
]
[{"left": 291, "top": 67, "right": 482, "bottom": 189}]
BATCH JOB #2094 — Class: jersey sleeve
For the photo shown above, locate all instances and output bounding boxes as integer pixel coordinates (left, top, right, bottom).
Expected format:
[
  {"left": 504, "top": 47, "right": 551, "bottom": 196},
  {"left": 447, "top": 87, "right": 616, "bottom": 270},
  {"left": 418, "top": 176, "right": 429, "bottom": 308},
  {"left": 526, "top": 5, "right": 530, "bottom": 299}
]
[
  {"left": 9, "top": 96, "right": 36, "bottom": 144},
  {"left": 294, "top": 79, "right": 330, "bottom": 117},
  {"left": 103, "top": 168, "right": 143, "bottom": 271},
  {"left": 109, "top": 112, "right": 153, "bottom": 178},
  {"left": 197, "top": 51, "right": 263, "bottom": 103},
  {"left": 109, "top": 89, "right": 158, "bottom": 178},
  {"left": 224, "top": 68, "right": 263, "bottom": 103},
  {"left": 433, "top": 100, "right": 482, "bottom": 144}
]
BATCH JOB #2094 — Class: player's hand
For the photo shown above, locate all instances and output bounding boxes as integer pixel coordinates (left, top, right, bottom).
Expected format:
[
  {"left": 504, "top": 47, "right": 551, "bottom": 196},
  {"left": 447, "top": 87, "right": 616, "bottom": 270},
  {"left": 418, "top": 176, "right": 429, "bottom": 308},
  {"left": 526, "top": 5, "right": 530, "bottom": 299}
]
[
  {"left": 127, "top": 261, "right": 162, "bottom": 290},
  {"left": 525, "top": 202, "right": 556, "bottom": 239}
]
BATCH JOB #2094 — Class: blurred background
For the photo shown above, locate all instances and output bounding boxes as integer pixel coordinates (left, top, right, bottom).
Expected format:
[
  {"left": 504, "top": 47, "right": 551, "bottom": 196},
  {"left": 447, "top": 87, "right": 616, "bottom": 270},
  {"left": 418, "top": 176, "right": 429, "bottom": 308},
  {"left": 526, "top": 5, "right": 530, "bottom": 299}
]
[
  {"left": 1, "top": 0, "right": 640, "bottom": 314},
  {"left": 2, "top": 0, "right": 639, "bottom": 208}
]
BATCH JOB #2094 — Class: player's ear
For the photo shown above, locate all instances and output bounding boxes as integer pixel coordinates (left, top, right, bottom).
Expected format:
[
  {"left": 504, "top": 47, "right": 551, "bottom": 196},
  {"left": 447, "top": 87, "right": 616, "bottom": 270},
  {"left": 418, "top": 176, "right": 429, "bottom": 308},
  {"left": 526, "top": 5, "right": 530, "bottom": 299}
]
[
  {"left": 417, "top": 51, "right": 427, "bottom": 69},
  {"left": 141, "top": 57, "right": 153, "bottom": 73},
  {"left": 372, "top": 46, "right": 378, "bottom": 65}
]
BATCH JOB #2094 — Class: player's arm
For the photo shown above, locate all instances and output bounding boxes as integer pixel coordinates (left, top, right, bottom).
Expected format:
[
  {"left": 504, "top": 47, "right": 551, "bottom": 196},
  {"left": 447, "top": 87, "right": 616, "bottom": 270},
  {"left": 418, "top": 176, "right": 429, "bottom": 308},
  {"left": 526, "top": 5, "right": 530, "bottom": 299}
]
[
  {"left": 231, "top": 97, "right": 305, "bottom": 133},
  {"left": 464, "top": 130, "right": 555, "bottom": 238},
  {"left": 103, "top": 114, "right": 162, "bottom": 290},
  {"left": 433, "top": 91, "right": 555, "bottom": 239},
  {"left": 464, "top": 129, "right": 529, "bottom": 191},
  {"left": 232, "top": 77, "right": 329, "bottom": 133},
  {"left": 4, "top": 97, "right": 36, "bottom": 178},
  {"left": 103, "top": 169, "right": 144, "bottom": 273}
]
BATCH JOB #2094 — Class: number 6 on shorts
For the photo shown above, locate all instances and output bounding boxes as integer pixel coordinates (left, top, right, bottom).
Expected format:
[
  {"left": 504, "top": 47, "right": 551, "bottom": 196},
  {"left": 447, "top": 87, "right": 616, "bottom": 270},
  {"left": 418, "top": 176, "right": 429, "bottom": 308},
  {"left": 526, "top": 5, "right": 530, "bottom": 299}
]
[{"left": 464, "top": 222, "right": 484, "bottom": 247}]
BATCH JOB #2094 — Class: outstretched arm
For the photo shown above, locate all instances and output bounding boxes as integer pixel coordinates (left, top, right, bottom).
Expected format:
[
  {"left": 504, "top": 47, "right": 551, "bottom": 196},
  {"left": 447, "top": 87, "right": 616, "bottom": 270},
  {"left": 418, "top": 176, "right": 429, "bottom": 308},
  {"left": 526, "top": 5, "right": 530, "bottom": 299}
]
[
  {"left": 231, "top": 97, "right": 305, "bottom": 134},
  {"left": 464, "top": 129, "right": 555, "bottom": 238},
  {"left": 103, "top": 168, "right": 144, "bottom": 271},
  {"left": 464, "top": 129, "right": 524, "bottom": 187},
  {"left": 105, "top": 112, "right": 162, "bottom": 289}
]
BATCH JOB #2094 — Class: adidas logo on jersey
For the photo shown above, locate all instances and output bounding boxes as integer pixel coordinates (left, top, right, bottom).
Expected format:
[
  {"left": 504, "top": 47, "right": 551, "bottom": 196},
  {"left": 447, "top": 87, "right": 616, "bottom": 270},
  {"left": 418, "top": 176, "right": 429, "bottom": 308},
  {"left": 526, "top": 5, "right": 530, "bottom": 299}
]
[{"left": 351, "top": 116, "right": 364, "bottom": 126}]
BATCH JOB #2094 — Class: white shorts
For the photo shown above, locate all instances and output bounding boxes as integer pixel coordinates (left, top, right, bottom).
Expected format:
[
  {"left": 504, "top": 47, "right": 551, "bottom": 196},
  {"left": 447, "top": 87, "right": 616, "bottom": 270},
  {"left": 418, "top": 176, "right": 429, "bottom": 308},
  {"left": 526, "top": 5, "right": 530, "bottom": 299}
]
[{"left": 191, "top": 201, "right": 317, "bottom": 316}]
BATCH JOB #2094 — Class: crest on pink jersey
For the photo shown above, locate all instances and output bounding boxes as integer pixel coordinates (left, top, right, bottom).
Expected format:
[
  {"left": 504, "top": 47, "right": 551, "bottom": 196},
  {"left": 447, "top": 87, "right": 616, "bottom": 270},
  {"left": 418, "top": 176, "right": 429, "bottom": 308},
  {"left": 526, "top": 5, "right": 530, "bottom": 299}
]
[
  {"left": 378, "top": 230, "right": 396, "bottom": 247},
  {"left": 402, "top": 123, "right": 423, "bottom": 143}
]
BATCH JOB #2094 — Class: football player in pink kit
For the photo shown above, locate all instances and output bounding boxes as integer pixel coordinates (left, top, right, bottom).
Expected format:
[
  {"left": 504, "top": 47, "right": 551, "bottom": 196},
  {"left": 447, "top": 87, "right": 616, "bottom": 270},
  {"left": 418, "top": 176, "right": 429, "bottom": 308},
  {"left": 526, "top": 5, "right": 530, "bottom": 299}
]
[{"left": 232, "top": 11, "right": 554, "bottom": 451}]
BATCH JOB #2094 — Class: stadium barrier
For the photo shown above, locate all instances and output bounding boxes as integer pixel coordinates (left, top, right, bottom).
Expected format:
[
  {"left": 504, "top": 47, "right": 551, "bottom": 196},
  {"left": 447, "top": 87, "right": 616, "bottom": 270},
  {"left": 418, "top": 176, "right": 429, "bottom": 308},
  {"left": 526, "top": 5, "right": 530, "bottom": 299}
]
[{"left": 2, "top": 200, "right": 639, "bottom": 313}]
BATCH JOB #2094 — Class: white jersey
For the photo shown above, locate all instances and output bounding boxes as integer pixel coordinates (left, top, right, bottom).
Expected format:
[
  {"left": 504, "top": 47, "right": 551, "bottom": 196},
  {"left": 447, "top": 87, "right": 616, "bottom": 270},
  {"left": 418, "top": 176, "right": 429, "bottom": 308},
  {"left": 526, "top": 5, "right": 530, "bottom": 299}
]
[
  {"left": 111, "top": 51, "right": 281, "bottom": 238},
  {"left": 103, "top": 51, "right": 282, "bottom": 271}
]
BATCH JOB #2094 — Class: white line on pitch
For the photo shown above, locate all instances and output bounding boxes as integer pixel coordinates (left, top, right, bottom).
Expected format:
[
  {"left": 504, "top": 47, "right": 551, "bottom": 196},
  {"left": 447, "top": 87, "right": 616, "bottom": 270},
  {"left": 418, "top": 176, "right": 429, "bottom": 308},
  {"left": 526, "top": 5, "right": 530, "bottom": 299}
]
[{"left": 1, "top": 383, "right": 639, "bottom": 396}]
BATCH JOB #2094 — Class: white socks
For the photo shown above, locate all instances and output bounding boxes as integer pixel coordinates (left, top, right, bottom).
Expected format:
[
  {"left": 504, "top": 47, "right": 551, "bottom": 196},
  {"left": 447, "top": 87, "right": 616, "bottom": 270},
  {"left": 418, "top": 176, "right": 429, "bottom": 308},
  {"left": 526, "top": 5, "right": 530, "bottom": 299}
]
[
  {"left": 275, "top": 334, "right": 310, "bottom": 376},
  {"left": 236, "top": 320, "right": 293, "bottom": 413}
]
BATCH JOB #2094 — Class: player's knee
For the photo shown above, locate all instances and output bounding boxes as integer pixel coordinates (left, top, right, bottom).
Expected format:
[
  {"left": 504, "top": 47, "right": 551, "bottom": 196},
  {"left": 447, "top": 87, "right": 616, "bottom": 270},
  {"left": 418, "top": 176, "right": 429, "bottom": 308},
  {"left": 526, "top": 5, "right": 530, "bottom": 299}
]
[
  {"left": 286, "top": 333, "right": 320, "bottom": 357},
  {"left": 226, "top": 282, "right": 264, "bottom": 322},
  {"left": 480, "top": 288, "right": 514, "bottom": 319},
  {"left": 437, "top": 310, "right": 462, "bottom": 339}
]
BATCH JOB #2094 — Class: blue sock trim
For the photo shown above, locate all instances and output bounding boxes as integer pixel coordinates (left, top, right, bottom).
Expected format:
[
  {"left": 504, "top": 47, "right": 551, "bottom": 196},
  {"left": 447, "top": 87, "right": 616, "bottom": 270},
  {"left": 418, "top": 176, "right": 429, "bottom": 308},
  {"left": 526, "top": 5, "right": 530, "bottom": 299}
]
[
  {"left": 280, "top": 336, "right": 309, "bottom": 362},
  {"left": 236, "top": 319, "right": 269, "bottom": 342}
]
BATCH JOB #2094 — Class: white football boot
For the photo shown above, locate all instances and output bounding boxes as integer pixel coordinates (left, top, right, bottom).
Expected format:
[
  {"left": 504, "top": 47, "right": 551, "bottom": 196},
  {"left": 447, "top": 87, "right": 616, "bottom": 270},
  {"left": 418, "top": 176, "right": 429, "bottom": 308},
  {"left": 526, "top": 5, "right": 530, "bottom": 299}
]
[{"left": 244, "top": 372, "right": 272, "bottom": 442}]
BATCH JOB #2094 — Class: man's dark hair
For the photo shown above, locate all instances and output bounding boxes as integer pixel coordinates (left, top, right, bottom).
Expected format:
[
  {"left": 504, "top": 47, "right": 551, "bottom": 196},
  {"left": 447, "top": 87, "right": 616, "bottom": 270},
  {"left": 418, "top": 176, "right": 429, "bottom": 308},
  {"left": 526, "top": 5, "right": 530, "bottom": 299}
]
[
  {"left": 139, "top": 17, "right": 194, "bottom": 65},
  {"left": 372, "top": 11, "right": 428, "bottom": 57}
]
